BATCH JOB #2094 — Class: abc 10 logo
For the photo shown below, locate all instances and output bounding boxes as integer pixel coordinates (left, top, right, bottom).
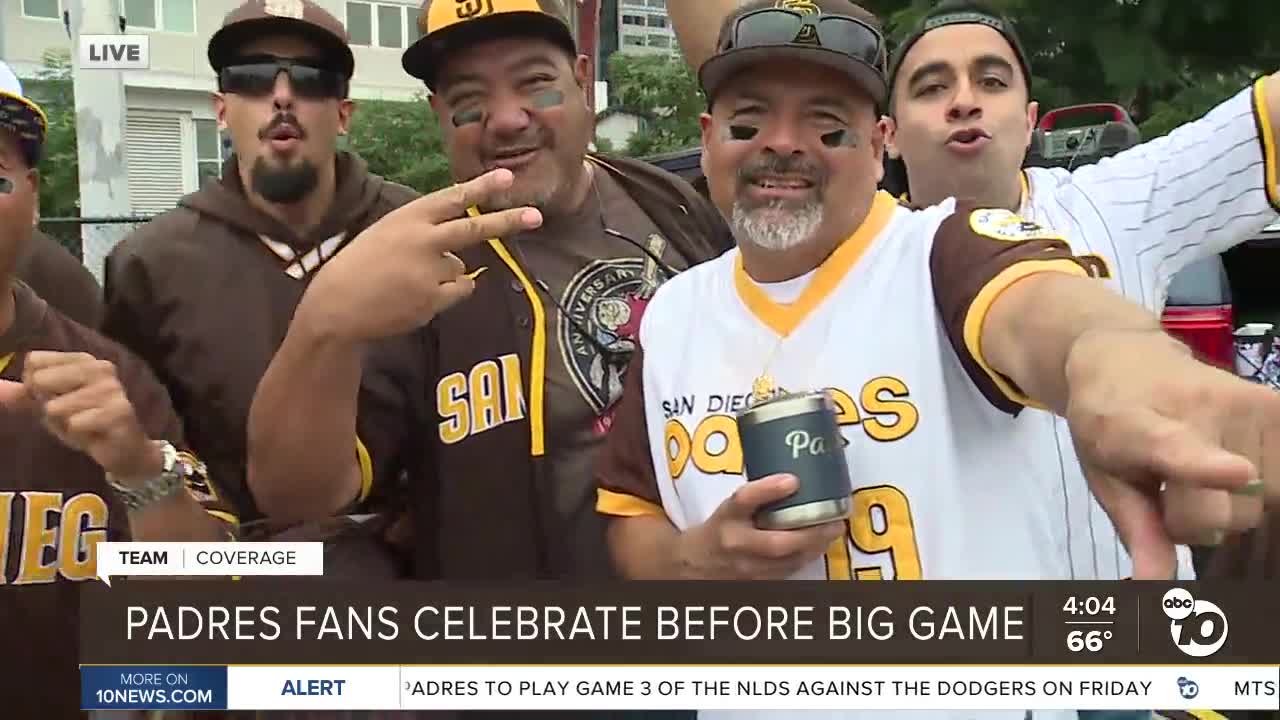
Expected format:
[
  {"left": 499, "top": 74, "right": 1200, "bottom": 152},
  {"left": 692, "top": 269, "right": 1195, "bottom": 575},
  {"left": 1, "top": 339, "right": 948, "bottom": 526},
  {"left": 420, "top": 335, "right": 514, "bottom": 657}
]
[{"left": 1162, "top": 588, "right": 1229, "bottom": 658}]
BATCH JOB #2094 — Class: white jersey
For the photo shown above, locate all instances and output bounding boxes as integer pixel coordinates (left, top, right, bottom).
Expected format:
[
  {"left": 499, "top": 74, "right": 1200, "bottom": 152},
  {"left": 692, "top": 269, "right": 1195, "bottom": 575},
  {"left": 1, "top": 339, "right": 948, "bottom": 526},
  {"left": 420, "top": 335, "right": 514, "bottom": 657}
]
[
  {"left": 595, "top": 194, "right": 1089, "bottom": 720},
  {"left": 601, "top": 191, "right": 1093, "bottom": 580},
  {"left": 1019, "top": 78, "right": 1279, "bottom": 579}
]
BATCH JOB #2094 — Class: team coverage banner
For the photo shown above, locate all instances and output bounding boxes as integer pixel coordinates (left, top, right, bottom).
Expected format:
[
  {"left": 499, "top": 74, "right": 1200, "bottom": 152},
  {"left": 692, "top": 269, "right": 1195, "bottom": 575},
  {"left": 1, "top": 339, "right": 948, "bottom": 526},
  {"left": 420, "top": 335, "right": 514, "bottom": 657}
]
[{"left": 79, "top": 580, "right": 1280, "bottom": 712}]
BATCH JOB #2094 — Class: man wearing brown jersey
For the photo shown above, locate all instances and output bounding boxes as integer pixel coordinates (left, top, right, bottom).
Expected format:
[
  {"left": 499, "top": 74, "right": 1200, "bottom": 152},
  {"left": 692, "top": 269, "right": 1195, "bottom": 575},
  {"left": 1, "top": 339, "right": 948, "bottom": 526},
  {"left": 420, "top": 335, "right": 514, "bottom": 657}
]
[{"left": 0, "top": 62, "right": 232, "bottom": 720}]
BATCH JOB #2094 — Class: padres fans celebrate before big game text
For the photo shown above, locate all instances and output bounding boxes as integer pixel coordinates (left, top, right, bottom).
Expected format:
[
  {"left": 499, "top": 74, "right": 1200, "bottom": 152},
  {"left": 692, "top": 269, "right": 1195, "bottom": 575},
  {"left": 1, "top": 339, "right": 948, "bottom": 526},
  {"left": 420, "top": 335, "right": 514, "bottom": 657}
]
[
  {"left": 668, "top": 0, "right": 1280, "bottom": 580},
  {"left": 595, "top": 0, "right": 1280, "bottom": 639},
  {"left": 247, "top": 0, "right": 730, "bottom": 589},
  {"left": 0, "top": 62, "right": 231, "bottom": 719},
  {"left": 102, "top": 0, "right": 426, "bottom": 569}
]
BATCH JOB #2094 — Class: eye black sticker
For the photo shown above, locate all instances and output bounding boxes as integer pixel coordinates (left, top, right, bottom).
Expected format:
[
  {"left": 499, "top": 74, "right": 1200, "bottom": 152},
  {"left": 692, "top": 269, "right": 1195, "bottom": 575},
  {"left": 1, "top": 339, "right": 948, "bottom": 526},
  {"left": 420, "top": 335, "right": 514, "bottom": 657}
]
[
  {"left": 728, "top": 125, "right": 759, "bottom": 141},
  {"left": 0, "top": 177, "right": 14, "bottom": 194},
  {"left": 530, "top": 89, "right": 565, "bottom": 109},
  {"left": 452, "top": 108, "right": 484, "bottom": 127}
]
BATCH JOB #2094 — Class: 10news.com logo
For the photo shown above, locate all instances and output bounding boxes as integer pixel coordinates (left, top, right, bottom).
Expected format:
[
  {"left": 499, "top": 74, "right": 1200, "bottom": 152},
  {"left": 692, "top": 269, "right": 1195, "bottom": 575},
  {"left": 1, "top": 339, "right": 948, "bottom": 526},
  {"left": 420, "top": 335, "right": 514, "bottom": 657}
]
[{"left": 1162, "top": 588, "right": 1229, "bottom": 658}]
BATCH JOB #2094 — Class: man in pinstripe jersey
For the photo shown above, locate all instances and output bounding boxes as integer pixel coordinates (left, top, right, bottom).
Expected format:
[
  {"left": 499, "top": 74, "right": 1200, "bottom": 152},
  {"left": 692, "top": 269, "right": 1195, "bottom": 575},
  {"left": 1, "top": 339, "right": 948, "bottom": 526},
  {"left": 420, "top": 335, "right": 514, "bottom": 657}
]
[{"left": 878, "top": 0, "right": 1280, "bottom": 582}]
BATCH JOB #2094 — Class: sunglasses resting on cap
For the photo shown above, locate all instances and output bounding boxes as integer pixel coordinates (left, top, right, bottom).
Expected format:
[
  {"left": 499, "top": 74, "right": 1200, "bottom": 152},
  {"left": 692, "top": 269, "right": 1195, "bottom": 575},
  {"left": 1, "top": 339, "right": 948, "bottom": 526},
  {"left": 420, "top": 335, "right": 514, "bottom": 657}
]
[
  {"left": 218, "top": 55, "right": 348, "bottom": 99},
  {"left": 699, "top": 1, "right": 888, "bottom": 109}
]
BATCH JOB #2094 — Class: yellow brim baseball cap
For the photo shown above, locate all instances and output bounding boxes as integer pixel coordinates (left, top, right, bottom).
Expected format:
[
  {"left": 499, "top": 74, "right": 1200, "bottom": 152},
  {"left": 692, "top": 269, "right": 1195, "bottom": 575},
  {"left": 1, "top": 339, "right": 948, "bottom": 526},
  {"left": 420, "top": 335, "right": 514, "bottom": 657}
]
[
  {"left": 402, "top": 0, "right": 578, "bottom": 90},
  {"left": 0, "top": 61, "right": 48, "bottom": 167}
]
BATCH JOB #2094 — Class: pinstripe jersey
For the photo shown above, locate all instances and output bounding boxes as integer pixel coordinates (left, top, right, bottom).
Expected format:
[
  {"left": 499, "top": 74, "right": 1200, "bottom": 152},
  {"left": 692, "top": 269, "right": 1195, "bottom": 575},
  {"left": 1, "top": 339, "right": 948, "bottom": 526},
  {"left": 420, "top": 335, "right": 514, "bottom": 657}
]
[{"left": 1018, "top": 79, "right": 1279, "bottom": 580}]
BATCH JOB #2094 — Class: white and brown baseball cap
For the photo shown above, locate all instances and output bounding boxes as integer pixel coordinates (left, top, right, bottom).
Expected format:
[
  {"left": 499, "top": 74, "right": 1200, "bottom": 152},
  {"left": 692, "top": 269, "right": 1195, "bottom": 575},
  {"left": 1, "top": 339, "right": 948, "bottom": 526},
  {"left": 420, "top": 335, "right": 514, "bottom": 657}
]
[
  {"left": 699, "top": 0, "right": 888, "bottom": 109},
  {"left": 0, "top": 61, "right": 48, "bottom": 168},
  {"left": 208, "top": 0, "right": 355, "bottom": 78},
  {"left": 402, "top": 0, "right": 578, "bottom": 90}
]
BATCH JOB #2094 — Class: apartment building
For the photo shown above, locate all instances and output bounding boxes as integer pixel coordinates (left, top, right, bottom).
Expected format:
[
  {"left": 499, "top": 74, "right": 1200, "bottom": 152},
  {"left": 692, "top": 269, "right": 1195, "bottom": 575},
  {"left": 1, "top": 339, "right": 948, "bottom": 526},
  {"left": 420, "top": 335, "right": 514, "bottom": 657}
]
[{"left": 2, "top": 0, "right": 449, "bottom": 215}]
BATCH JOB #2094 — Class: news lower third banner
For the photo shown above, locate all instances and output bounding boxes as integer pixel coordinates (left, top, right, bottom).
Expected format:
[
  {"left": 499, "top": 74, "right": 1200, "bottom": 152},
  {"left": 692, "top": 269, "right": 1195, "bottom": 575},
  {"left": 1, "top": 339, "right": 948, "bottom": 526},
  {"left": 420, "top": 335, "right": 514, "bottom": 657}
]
[{"left": 80, "top": 579, "right": 1280, "bottom": 712}]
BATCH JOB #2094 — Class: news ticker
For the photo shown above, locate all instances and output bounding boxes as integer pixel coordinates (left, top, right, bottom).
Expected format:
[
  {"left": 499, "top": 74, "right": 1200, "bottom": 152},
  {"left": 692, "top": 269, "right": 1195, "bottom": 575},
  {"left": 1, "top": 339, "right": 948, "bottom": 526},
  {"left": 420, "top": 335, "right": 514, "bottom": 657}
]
[{"left": 81, "top": 665, "right": 1280, "bottom": 712}]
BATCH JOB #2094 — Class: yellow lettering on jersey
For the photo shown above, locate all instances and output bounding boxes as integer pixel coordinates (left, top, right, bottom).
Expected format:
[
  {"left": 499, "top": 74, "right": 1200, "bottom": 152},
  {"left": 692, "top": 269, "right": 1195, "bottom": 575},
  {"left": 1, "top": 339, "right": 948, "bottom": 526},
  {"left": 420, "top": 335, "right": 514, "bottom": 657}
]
[
  {"left": 468, "top": 360, "right": 503, "bottom": 434},
  {"left": 861, "top": 376, "right": 919, "bottom": 442},
  {"left": 821, "top": 485, "right": 922, "bottom": 581},
  {"left": 436, "top": 354, "right": 527, "bottom": 445},
  {"left": 664, "top": 379, "right": 919, "bottom": 479},
  {"left": 1, "top": 491, "right": 110, "bottom": 585},
  {"left": 665, "top": 419, "right": 692, "bottom": 479},
  {"left": 59, "top": 493, "right": 109, "bottom": 581}
]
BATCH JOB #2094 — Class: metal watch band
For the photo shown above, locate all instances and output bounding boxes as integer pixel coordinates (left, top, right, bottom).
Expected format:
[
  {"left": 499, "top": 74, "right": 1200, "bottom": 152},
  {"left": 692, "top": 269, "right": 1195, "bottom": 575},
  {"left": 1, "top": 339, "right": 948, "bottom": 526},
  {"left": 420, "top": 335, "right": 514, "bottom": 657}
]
[{"left": 105, "top": 440, "right": 185, "bottom": 510}]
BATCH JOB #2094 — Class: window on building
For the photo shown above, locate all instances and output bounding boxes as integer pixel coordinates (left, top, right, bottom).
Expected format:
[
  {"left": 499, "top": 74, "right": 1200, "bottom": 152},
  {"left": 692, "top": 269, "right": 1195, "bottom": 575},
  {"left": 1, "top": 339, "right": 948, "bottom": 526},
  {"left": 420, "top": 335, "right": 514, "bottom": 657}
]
[
  {"left": 622, "top": 34, "right": 647, "bottom": 50},
  {"left": 621, "top": 14, "right": 645, "bottom": 25},
  {"left": 647, "top": 34, "right": 670, "bottom": 48},
  {"left": 648, "top": 0, "right": 666, "bottom": 8},
  {"left": 124, "top": 0, "right": 195, "bottom": 33},
  {"left": 22, "top": 0, "right": 60, "bottom": 19},
  {"left": 194, "top": 119, "right": 229, "bottom": 187},
  {"left": 346, "top": 1, "right": 420, "bottom": 49},
  {"left": 647, "top": 15, "right": 666, "bottom": 28}
]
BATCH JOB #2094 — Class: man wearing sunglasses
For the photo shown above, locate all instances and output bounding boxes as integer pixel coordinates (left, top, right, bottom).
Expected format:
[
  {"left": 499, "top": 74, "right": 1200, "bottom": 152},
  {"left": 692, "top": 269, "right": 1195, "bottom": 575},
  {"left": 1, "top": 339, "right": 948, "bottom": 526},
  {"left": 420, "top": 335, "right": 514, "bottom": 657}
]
[
  {"left": 245, "top": 0, "right": 729, "bottom": 602},
  {"left": 595, "top": 0, "right": 1279, "bottom": 632},
  {"left": 100, "top": 0, "right": 426, "bottom": 569},
  {"left": 0, "top": 59, "right": 233, "bottom": 719}
]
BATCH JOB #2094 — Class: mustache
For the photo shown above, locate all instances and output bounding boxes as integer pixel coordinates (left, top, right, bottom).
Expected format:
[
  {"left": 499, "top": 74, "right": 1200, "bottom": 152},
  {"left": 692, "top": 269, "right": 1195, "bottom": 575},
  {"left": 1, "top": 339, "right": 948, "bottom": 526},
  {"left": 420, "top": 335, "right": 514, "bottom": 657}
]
[
  {"left": 258, "top": 113, "right": 307, "bottom": 140},
  {"left": 736, "top": 154, "right": 826, "bottom": 189},
  {"left": 482, "top": 128, "right": 552, "bottom": 158}
]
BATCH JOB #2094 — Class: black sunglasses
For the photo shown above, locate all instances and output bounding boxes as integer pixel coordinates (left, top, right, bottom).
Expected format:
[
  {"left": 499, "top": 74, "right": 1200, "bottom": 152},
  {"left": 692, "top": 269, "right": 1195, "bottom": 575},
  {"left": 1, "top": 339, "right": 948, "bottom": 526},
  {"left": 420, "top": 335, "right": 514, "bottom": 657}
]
[
  {"left": 219, "top": 56, "right": 347, "bottom": 100},
  {"left": 726, "top": 8, "right": 886, "bottom": 72}
]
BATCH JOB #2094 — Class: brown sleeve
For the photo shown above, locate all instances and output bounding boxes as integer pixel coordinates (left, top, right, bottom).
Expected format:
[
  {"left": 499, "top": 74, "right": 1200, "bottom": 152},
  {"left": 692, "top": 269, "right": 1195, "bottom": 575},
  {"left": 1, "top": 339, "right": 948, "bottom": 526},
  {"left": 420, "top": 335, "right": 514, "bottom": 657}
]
[
  {"left": 16, "top": 230, "right": 103, "bottom": 329},
  {"left": 594, "top": 344, "right": 665, "bottom": 518},
  {"left": 930, "top": 204, "right": 1094, "bottom": 415},
  {"left": 349, "top": 327, "right": 434, "bottom": 512}
]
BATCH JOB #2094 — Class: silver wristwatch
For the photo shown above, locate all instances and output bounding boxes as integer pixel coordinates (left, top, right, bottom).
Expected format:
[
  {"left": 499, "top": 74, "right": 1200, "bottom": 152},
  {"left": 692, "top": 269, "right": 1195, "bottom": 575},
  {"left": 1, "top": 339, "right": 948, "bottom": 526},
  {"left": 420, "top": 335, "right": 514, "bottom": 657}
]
[{"left": 105, "top": 440, "right": 186, "bottom": 510}]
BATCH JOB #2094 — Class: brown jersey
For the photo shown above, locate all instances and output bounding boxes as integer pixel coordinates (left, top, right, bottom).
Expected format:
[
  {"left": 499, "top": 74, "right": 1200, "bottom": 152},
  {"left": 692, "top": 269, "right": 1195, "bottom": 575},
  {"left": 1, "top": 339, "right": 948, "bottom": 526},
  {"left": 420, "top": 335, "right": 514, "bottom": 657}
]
[
  {"left": 102, "top": 153, "right": 422, "bottom": 538},
  {"left": 0, "top": 281, "right": 231, "bottom": 719}
]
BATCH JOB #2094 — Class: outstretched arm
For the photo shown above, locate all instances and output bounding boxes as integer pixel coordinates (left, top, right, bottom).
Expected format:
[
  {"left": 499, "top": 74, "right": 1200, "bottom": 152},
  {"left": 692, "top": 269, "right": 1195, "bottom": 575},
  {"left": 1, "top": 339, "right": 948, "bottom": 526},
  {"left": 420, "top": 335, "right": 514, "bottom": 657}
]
[
  {"left": 668, "top": 0, "right": 744, "bottom": 73},
  {"left": 934, "top": 205, "right": 1280, "bottom": 580}
]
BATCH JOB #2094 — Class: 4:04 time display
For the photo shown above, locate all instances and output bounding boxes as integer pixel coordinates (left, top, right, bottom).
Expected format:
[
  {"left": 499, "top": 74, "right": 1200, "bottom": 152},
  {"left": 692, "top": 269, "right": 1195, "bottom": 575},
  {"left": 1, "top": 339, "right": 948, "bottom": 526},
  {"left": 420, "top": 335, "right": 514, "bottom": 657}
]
[{"left": 1062, "top": 596, "right": 1116, "bottom": 616}]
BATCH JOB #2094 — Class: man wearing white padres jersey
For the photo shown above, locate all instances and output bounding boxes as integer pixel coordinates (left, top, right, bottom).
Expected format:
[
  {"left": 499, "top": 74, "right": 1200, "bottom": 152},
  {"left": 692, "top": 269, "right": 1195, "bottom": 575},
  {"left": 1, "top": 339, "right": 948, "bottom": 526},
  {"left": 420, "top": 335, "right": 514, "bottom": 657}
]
[
  {"left": 669, "top": 0, "right": 1280, "bottom": 581},
  {"left": 595, "top": 0, "right": 1280, "bottom": 648}
]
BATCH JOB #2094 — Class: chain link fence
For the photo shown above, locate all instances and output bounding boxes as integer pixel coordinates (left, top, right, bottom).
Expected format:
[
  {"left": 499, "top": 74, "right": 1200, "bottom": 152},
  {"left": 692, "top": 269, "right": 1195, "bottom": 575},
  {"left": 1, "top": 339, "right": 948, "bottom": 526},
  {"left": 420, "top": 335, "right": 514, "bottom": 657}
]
[{"left": 38, "top": 216, "right": 157, "bottom": 283}]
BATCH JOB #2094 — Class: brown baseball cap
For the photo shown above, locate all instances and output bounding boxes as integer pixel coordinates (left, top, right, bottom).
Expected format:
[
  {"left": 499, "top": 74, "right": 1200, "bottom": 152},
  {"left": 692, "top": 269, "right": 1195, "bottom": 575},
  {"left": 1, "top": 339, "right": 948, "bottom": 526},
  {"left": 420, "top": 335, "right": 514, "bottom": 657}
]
[
  {"left": 699, "top": 0, "right": 888, "bottom": 109},
  {"left": 208, "top": 0, "right": 355, "bottom": 78},
  {"left": 402, "top": 0, "right": 578, "bottom": 90}
]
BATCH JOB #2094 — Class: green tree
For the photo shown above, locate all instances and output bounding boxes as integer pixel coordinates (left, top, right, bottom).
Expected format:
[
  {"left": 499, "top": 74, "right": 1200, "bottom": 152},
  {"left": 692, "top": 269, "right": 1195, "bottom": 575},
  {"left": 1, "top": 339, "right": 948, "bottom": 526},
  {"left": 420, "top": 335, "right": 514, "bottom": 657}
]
[
  {"left": 604, "top": 52, "right": 705, "bottom": 157},
  {"left": 23, "top": 48, "right": 81, "bottom": 221},
  {"left": 345, "top": 95, "right": 453, "bottom": 193}
]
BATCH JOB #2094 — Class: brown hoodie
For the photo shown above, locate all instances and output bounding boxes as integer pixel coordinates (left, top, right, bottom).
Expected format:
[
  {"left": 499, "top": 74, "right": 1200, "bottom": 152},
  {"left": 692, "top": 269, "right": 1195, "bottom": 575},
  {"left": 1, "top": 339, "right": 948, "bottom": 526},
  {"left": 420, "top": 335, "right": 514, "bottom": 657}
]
[{"left": 101, "top": 152, "right": 421, "bottom": 544}]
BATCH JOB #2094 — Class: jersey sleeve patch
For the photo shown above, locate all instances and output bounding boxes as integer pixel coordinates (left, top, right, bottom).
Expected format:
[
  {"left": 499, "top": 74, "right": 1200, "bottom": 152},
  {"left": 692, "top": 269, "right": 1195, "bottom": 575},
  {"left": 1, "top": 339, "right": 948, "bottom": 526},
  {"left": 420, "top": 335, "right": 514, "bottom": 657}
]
[
  {"left": 968, "top": 208, "right": 1065, "bottom": 243},
  {"left": 932, "top": 202, "right": 1095, "bottom": 415}
]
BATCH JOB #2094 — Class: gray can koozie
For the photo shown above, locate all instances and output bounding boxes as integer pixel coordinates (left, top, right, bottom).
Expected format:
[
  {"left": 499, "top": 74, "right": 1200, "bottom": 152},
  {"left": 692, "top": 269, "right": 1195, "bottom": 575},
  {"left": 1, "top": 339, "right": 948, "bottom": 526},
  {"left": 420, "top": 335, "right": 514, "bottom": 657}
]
[{"left": 735, "top": 390, "right": 853, "bottom": 530}]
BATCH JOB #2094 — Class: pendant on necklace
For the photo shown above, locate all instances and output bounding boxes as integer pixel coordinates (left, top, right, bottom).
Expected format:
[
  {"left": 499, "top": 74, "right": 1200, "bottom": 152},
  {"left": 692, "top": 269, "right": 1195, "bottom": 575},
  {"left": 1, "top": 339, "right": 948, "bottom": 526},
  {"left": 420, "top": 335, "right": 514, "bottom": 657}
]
[{"left": 751, "top": 374, "right": 778, "bottom": 404}]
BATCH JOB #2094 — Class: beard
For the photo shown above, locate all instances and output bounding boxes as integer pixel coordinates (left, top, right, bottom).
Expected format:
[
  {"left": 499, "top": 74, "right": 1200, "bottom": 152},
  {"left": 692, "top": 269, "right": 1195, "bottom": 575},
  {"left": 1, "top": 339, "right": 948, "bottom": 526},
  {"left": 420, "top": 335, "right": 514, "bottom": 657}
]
[
  {"left": 729, "top": 153, "right": 827, "bottom": 251},
  {"left": 250, "top": 155, "right": 319, "bottom": 205},
  {"left": 731, "top": 198, "right": 824, "bottom": 251},
  {"left": 484, "top": 177, "right": 557, "bottom": 213}
]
